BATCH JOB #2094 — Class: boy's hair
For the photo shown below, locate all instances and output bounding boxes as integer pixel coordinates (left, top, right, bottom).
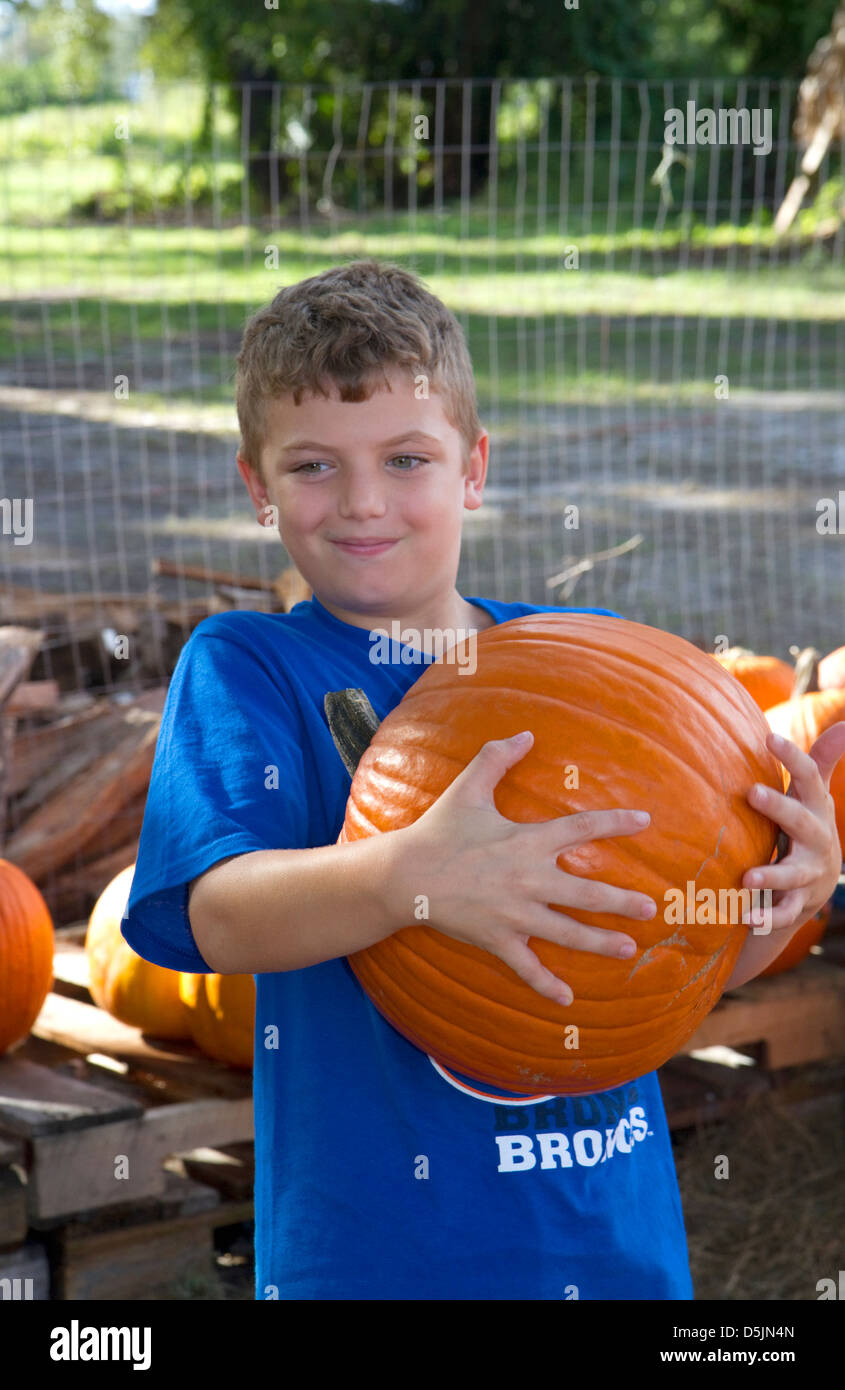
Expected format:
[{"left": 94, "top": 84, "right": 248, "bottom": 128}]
[{"left": 234, "top": 258, "right": 481, "bottom": 480}]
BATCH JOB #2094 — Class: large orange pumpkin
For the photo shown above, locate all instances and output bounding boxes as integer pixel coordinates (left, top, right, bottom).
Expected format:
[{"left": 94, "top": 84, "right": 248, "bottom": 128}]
[
  {"left": 330, "top": 613, "right": 783, "bottom": 1095},
  {"left": 178, "top": 971, "right": 255, "bottom": 1068},
  {"left": 712, "top": 647, "right": 795, "bottom": 711},
  {"left": 0, "top": 858, "right": 54, "bottom": 1055},
  {"left": 759, "top": 901, "right": 831, "bottom": 978},
  {"left": 86, "top": 864, "right": 193, "bottom": 1039},
  {"left": 765, "top": 689, "right": 845, "bottom": 858}
]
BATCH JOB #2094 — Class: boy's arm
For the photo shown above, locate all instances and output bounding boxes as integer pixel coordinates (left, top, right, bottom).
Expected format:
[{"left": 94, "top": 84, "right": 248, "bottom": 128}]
[{"left": 188, "top": 832, "right": 415, "bottom": 974}]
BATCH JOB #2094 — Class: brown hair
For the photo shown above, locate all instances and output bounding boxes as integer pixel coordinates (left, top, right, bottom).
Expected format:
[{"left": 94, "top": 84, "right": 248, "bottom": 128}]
[{"left": 234, "top": 258, "right": 481, "bottom": 479}]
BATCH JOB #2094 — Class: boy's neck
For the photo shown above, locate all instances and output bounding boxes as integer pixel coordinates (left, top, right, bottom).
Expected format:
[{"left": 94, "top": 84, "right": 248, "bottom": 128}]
[{"left": 315, "top": 591, "right": 496, "bottom": 640}]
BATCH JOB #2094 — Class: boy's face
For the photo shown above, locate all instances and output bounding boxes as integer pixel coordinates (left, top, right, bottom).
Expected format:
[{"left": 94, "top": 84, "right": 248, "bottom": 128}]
[{"left": 236, "top": 366, "right": 488, "bottom": 625}]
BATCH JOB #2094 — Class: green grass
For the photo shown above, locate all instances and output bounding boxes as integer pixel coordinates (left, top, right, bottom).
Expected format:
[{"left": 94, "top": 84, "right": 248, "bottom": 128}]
[{"left": 1, "top": 93, "right": 843, "bottom": 409}]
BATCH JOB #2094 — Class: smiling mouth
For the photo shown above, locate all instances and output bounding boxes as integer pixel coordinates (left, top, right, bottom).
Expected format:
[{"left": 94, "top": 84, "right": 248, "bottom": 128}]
[{"left": 330, "top": 538, "right": 399, "bottom": 554}]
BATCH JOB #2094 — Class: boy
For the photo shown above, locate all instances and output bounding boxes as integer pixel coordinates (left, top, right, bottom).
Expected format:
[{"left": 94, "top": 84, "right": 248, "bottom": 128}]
[{"left": 122, "top": 258, "right": 842, "bottom": 1300}]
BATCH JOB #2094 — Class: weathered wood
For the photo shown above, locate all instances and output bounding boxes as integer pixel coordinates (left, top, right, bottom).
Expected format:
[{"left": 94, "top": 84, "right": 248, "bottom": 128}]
[
  {"left": 4, "top": 708, "right": 160, "bottom": 881},
  {"left": 153, "top": 557, "right": 273, "bottom": 590},
  {"left": 0, "top": 1137, "right": 25, "bottom": 1168},
  {"left": 30, "top": 1095, "right": 254, "bottom": 1219},
  {"left": 0, "top": 1056, "right": 143, "bottom": 1138},
  {"left": 179, "top": 1143, "right": 255, "bottom": 1201},
  {"left": 153, "top": 557, "right": 312, "bottom": 612},
  {"left": 0, "top": 713, "right": 14, "bottom": 847},
  {"left": 9, "top": 704, "right": 130, "bottom": 820},
  {"left": 680, "top": 955, "right": 845, "bottom": 1069},
  {"left": 3, "top": 680, "right": 60, "bottom": 715},
  {"left": 0, "top": 627, "right": 43, "bottom": 704},
  {"left": 0, "top": 1167, "right": 28, "bottom": 1251},
  {"left": 56, "top": 1179, "right": 252, "bottom": 1300}
]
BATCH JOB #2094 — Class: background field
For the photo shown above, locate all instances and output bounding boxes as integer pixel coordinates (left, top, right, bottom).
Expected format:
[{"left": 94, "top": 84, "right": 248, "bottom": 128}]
[{"left": 2, "top": 76, "right": 843, "bottom": 664}]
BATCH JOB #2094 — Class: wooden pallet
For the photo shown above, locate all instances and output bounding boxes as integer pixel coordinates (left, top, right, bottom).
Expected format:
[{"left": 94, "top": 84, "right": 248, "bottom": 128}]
[
  {"left": 680, "top": 936, "right": 845, "bottom": 1070},
  {"left": 0, "top": 929, "right": 255, "bottom": 1299}
]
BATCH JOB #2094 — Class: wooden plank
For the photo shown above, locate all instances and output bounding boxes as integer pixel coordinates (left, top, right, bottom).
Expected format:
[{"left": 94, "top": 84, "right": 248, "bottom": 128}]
[
  {"left": 178, "top": 1143, "right": 255, "bottom": 1201},
  {"left": 31, "top": 991, "right": 252, "bottom": 1099},
  {"left": 9, "top": 705, "right": 128, "bottom": 819},
  {"left": 0, "top": 1136, "right": 25, "bottom": 1167},
  {"left": 57, "top": 1184, "right": 253, "bottom": 1300},
  {"left": 681, "top": 956, "right": 845, "bottom": 1068},
  {"left": 0, "top": 1056, "right": 143, "bottom": 1137},
  {"left": 0, "top": 1166, "right": 28, "bottom": 1251},
  {"left": 30, "top": 1095, "right": 254, "bottom": 1219},
  {"left": 4, "top": 709, "right": 160, "bottom": 880},
  {"left": 4, "top": 680, "right": 59, "bottom": 715},
  {"left": 0, "top": 711, "right": 14, "bottom": 847},
  {"left": 61, "top": 1167, "right": 222, "bottom": 1234},
  {"left": 6, "top": 702, "right": 113, "bottom": 797},
  {"left": 0, "top": 627, "right": 42, "bottom": 704}
]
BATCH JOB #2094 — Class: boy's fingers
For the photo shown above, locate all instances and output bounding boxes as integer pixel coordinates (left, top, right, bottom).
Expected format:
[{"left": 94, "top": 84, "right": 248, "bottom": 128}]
[
  {"left": 536, "top": 807, "right": 651, "bottom": 849},
  {"left": 767, "top": 726, "right": 843, "bottom": 812},
  {"left": 447, "top": 731, "right": 534, "bottom": 805},
  {"left": 527, "top": 905, "right": 640, "bottom": 956},
  {"left": 748, "top": 784, "right": 827, "bottom": 851},
  {"left": 496, "top": 937, "right": 573, "bottom": 1006},
  {"left": 542, "top": 870, "right": 655, "bottom": 922}
]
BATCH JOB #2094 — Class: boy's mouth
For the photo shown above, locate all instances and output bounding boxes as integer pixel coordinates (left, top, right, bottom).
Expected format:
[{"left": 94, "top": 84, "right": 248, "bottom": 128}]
[{"left": 329, "top": 537, "right": 399, "bottom": 557}]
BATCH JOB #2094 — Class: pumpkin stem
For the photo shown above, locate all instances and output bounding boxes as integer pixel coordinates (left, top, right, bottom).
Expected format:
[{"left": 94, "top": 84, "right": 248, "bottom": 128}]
[
  {"left": 324, "top": 688, "right": 381, "bottom": 777},
  {"left": 790, "top": 647, "right": 821, "bottom": 698}
]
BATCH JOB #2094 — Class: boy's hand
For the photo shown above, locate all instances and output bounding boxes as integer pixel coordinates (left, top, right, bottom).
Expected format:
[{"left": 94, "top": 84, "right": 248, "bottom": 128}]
[
  {"left": 395, "top": 730, "right": 657, "bottom": 1006},
  {"left": 740, "top": 724, "right": 845, "bottom": 933}
]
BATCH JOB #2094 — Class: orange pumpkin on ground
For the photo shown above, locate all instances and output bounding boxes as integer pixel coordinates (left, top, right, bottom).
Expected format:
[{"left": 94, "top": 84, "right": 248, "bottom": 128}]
[
  {"left": 85, "top": 864, "right": 193, "bottom": 1038},
  {"left": 178, "top": 971, "right": 255, "bottom": 1068},
  {"left": 759, "top": 901, "right": 831, "bottom": 978},
  {"left": 712, "top": 647, "right": 795, "bottom": 711},
  {"left": 0, "top": 858, "right": 54, "bottom": 1055},
  {"left": 765, "top": 689, "right": 845, "bottom": 858},
  {"left": 330, "top": 613, "right": 783, "bottom": 1096}
]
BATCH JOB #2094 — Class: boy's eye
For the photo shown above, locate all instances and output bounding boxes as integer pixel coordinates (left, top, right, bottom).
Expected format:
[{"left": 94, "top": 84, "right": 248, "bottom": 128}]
[
  {"left": 292, "top": 455, "right": 428, "bottom": 474},
  {"left": 389, "top": 454, "right": 428, "bottom": 470}
]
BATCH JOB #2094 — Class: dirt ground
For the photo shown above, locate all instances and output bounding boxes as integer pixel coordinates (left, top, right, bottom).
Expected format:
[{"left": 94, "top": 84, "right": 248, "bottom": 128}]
[{"left": 2, "top": 389, "right": 842, "bottom": 660}]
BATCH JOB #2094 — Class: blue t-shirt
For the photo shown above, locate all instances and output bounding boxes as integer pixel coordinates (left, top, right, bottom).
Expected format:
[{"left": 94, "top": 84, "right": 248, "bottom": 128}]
[{"left": 122, "top": 593, "right": 694, "bottom": 1301}]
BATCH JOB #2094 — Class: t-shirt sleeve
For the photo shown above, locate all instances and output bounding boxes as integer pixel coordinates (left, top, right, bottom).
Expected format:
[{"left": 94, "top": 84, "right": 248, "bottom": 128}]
[{"left": 121, "top": 621, "right": 309, "bottom": 973}]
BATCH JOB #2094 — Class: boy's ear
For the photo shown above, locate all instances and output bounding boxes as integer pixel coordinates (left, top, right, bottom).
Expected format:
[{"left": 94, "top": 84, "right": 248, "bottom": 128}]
[
  {"left": 236, "top": 450, "right": 272, "bottom": 525},
  {"left": 463, "top": 429, "right": 489, "bottom": 512}
]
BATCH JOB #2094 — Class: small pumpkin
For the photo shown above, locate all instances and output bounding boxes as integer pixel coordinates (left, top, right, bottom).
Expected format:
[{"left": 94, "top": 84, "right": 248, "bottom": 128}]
[
  {"left": 329, "top": 613, "right": 783, "bottom": 1096},
  {"left": 0, "top": 858, "right": 54, "bottom": 1055},
  {"left": 712, "top": 647, "right": 795, "bottom": 711},
  {"left": 86, "top": 864, "right": 193, "bottom": 1038},
  {"left": 759, "top": 900, "right": 831, "bottom": 978},
  {"left": 178, "top": 971, "right": 255, "bottom": 1068},
  {"left": 765, "top": 689, "right": 845, "bottom": 858}
]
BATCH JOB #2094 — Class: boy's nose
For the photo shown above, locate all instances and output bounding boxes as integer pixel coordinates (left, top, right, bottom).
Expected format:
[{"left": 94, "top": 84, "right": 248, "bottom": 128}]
[{"left": 337, "top": 480, "right": 389, "bottom": 518}]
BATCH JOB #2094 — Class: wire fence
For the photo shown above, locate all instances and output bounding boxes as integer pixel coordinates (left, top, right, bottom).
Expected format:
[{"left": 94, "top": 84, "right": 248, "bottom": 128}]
[{"left": 1, "top": 74, "right": 843, "bottom": 695}]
